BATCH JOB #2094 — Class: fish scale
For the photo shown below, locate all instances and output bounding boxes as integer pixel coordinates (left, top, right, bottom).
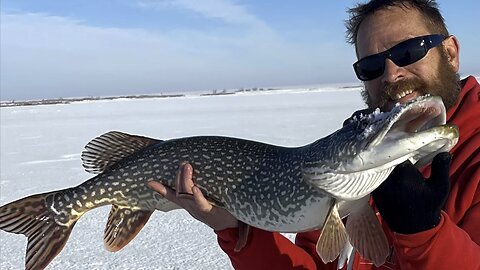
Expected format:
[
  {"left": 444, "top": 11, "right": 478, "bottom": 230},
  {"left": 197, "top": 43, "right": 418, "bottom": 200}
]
[
  {"left": 59, "top": 136, "right": 330, "bottom": 232},
  {"left": 0, "top": 95, "right": 459, "bottom": 269}
]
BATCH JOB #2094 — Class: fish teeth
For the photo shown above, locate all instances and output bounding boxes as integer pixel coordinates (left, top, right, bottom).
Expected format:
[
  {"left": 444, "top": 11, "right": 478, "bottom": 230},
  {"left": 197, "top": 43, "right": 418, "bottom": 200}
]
[{"left": 394, "top": 89, "right": 414, "bottom": 100}]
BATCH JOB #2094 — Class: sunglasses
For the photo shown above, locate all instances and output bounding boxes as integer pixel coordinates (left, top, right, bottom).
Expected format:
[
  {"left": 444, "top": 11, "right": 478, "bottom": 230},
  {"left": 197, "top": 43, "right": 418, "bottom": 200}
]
[{"left": 353, "top": 34, "right": 446, "bottom": 81}]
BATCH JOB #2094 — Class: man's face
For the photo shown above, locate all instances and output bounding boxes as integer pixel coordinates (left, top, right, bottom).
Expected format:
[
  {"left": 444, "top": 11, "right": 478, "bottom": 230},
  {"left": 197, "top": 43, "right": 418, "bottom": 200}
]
[{"left": 355, "top": 6, "right": 460, "bottom": 112}]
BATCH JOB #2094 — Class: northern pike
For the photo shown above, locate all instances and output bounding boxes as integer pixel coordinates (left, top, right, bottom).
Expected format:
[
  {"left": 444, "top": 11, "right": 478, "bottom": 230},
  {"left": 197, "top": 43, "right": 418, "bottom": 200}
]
[{"left": 0, "top": 95, "right": 458, "bottom": 269}]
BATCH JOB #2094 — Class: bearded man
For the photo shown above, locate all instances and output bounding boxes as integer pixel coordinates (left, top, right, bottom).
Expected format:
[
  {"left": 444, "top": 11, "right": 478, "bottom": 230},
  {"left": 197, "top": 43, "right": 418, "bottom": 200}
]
[{"left": 149, "top": 1, "right": 480, "bottom": 269}]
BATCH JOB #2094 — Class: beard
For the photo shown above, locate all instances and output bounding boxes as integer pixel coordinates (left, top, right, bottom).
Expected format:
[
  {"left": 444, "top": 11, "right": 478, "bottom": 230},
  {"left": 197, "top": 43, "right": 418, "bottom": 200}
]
[{"left": 361, "top": 49, "right": 461, "bottom": 111}]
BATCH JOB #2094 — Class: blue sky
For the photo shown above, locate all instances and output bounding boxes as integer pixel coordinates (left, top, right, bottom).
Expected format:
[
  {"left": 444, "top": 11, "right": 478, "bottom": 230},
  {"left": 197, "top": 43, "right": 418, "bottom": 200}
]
[{"left": 1, "top": 0, "right": 478, "bottom": 100}]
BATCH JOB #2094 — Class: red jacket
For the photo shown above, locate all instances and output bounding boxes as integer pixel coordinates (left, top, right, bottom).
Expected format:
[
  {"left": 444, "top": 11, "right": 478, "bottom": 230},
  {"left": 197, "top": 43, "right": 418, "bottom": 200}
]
[{"left": 216, "top": 76, "right": 480, "bottom": 270}]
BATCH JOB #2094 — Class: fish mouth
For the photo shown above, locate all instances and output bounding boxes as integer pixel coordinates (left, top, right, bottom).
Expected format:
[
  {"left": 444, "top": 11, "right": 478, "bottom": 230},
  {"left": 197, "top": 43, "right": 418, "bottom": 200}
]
[
  {"left": 365, "top": 95, "right": 458, "bottom": 167},
  {"left": 302, "top": 95, "right": 458, "bottom": 202},
  {"left": 367, "top": 95, "right": 445, "bottom": 148}
]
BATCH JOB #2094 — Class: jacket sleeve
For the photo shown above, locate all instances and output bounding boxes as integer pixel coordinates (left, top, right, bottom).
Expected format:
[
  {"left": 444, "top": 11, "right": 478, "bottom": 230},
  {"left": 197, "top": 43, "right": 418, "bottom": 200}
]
[
  {"left": 216, "top": 228, "right": 338, "bottom": 270},
  {"left": 391, "top": 210, "right": 480, "bottom": 269},
  {"left": 391, "top": 148, "right": 480, "bottom": 269}
]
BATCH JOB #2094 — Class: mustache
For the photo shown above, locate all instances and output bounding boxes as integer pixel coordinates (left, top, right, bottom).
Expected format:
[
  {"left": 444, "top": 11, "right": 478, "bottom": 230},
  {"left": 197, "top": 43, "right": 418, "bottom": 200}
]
[{"left": 376, "top": 78, "right": 428, "bottom": 108}]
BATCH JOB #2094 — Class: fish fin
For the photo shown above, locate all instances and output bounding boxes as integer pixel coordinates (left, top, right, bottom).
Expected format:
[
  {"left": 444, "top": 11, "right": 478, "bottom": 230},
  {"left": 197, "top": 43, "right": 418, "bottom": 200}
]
[
  {"left": 0, "top": 192, "right": 77, "bottom": 270},
  {"left": 345, "top": 197, "right": 389, "bottom": 267},
  {"left": 303, "top": 166, "right": 394, "bottom": 200},
  {"left": 82, "top": 131, "right": 162, "bottom": 174},
  {"left": 337, "top": 241, "right": 354, "bottom": 270},
  {"left": 234, "top": 221, "right": 251, "bottom": 252},
  {"left": 104, "top": 205, "right": 154, "bottom": 252},
  {"left": 316, "top": 203, "right": 348, "bottom": 264}
]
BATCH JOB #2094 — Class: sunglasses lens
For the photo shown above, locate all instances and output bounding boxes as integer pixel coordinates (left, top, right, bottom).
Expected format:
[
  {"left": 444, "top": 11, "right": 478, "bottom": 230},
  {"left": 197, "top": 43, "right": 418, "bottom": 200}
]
[
  {"left": 390, "top": 39, "right": 427, "bottom": 67},
  {"left": 354, "top": 55, "right": 385, "bottom": 81}
]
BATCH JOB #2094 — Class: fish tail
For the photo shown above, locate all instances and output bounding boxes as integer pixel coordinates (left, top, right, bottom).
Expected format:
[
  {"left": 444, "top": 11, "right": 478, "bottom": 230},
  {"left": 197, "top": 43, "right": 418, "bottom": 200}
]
[{"left": 0, "top": 191, "right": 78, "bottom": 270}]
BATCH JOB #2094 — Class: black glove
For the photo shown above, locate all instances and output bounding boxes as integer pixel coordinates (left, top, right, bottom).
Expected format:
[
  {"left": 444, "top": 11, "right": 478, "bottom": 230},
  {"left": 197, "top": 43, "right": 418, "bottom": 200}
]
[{"left": 372, "top": 152, "right": 452, "bottom": 234}]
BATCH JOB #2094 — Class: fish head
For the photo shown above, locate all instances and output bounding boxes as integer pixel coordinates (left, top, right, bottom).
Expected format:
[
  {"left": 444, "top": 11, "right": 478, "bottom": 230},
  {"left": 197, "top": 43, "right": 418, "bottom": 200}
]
[{"left": 304, "top": 95, "right": 458, "bottom": 200}]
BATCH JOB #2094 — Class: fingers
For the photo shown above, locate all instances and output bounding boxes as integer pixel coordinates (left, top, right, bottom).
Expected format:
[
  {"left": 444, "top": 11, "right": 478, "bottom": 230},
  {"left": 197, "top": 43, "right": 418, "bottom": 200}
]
[
  {"left": 148, "top": 163, "right": 195, "bottom": 206},
  {"left": 148, "top": 163, "right": 211, "bottom": 213},
  {"left": 379, "top": 160, "right": 415, "bottom": 188},
  {"left": 148, "top": 180, "right": 167, "bottom": 196},
  {"left": 176, "top": 162, "right": 195, "bottom": 198},
  {"left": 373, "top": 160, "right": 422, "bottom": 199},
  {"left": 148, "top": 181, "right": 186, "bottom": 206},
  {"left": 192, "top": 186, "right": 212, "bottom": 213},
  {"left": 430, "top": 152, "right": 452, "bottom": 181},
  {"left": 428, "top": 152, "right": 451, "bottom": 199},
  {"left": 393, "top": 160, "right": 424, "bottom": 184},
  {"left": 148, "top": 164, "right": 239, "bottom": 230}
]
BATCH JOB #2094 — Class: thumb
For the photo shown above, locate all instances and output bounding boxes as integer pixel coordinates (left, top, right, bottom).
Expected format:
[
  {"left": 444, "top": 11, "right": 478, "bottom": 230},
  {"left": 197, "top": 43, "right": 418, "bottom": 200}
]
[
  {"left": 428, "top": 152, "right": 451, "bottom": 198},
  {"left": 430, "top": 152, "right": 452, "bottom": 181}
]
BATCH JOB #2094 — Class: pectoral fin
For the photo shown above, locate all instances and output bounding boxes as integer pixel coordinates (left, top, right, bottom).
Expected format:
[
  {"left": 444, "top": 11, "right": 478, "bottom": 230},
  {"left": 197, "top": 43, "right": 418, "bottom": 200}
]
[
  {"left": 316, "top": 203, "right": 348, "bottom": 264},
  {"left": 234, "top": 221, "right": 251, "bottom": 252},
  {"left": 303, "top": 166, "right": 394, "bottom": 200},
  {"left": 337, "top": 241, "right": 354, "bottom": 270},
  {"left": 104, "top": 205, "right": 153, "bottom": 252},
  {"left": 345, "top": 196, "right": 389, "bottom": 267}
]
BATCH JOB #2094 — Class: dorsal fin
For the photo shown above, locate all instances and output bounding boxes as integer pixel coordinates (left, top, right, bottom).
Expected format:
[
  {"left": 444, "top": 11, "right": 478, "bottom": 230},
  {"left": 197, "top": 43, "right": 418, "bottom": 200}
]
[{"left": 81, "top": 131, "right": 161, "bottom": 174}]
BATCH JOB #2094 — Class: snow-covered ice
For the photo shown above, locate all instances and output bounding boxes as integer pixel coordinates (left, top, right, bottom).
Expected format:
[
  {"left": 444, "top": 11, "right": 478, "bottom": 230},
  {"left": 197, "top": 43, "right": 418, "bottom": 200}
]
[{"left": 0, "top": 88, "right": 364, "bottom": 269}]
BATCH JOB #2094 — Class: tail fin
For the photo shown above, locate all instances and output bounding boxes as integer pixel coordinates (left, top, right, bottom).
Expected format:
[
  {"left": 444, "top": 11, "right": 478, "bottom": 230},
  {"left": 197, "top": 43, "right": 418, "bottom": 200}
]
[{"left": 0, "top": 192, "right": 76, "bottom": 270}]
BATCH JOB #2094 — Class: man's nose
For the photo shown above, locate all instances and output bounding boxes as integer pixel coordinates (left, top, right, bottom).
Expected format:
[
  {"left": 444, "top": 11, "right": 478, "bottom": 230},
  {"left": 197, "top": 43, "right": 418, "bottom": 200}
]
[{"left": 381, "top": 59, "right": 406, "bottom": 83}]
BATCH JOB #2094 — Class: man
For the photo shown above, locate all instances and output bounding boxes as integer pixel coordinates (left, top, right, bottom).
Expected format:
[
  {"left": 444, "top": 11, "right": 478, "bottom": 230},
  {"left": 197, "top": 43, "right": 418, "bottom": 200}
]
[{"left": 149, "top": 0, "right": 480, "bottom": 269}]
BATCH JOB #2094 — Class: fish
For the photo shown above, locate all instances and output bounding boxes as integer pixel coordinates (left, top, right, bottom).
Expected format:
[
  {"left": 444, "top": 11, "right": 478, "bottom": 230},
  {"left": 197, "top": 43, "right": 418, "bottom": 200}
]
[{"left": 0, "top": 95, "right": 458, "bottom": 269}]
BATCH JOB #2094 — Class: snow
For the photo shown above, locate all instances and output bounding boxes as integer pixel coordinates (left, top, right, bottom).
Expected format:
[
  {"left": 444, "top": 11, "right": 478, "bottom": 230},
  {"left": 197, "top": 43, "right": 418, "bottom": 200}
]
[{"left": 0, "top": 88, "right": 364, "bottom": 269}]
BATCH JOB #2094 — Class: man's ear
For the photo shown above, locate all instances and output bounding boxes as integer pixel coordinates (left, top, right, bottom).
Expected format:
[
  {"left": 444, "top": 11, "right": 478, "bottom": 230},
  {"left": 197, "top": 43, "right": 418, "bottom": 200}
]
[{"left": 443, "top": 35, "right": 460, "bottom": 72}]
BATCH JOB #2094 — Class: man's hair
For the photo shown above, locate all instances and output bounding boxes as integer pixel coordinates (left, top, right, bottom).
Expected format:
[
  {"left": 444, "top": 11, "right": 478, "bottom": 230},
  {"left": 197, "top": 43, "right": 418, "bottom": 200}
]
[{"left": 345, "top": 0, "right": 449, "bottom": 46}]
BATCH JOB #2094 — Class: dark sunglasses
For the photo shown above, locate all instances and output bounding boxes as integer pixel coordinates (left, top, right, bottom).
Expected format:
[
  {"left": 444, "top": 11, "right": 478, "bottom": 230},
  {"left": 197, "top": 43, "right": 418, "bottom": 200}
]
[{"left": 353, "top": 34, "right": 447, "bottom": 81}]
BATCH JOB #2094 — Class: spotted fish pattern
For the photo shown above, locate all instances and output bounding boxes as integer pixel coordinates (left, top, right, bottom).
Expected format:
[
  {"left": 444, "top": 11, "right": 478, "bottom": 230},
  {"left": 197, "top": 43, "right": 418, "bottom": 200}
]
[
  {"left": 0, "top": 96, "right": 460, "bottom": 269},
  {"left": 79, "top": 134, "right": 332, "bottom": 231},
  {"left": 0, "top": 131, "right": 333, "bottom": 270}
]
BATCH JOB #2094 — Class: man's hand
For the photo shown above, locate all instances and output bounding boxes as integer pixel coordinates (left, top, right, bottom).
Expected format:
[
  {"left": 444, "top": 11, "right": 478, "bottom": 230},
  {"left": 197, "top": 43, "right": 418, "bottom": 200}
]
[
  {"left": 372, "top": 152, "right": 452, "bottom": 234},
  {"left": 148, "top": 163, "right": 239, "bottom": 231}
]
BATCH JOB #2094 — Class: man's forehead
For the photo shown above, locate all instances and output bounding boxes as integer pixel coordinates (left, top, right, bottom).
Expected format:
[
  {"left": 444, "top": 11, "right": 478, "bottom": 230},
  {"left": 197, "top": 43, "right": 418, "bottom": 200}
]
[{"left": 355, "top": 6, "right": 429, "bottom": 56}]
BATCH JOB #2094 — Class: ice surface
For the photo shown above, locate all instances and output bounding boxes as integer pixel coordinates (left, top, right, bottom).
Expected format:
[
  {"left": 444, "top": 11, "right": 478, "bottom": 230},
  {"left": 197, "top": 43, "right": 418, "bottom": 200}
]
[{"left": 0, "top": 88, "right": 363, "bottom": 269}]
